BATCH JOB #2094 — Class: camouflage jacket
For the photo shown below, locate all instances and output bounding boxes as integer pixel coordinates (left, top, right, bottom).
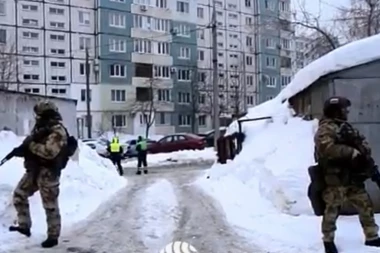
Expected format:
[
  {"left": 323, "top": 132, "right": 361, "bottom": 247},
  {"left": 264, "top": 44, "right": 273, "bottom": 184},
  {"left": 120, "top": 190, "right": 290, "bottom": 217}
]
[
  {"left": 23, "top": 120, "right": 68, "bottom": 171},
  {"left": 314, "top": 117, "right": 371, "bottom": 186}
]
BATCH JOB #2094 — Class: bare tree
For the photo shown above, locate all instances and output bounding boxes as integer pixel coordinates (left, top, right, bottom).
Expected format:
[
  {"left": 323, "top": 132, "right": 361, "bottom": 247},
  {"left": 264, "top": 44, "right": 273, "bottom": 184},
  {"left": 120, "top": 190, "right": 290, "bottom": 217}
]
[
  {"left": 0, "top": 42, "right": 19, "bottom": 90},
  {"left": 228, "top": 68, "right": 245, "bottom": 118},
  {"left": 336, "top": 0, "right": 380, "bottom": 42},
  {"left": 128, "top": 78, "right": 158, "bottom": 138},
  {"left": 189, "top": 68, "right": 200, "bottom": 133}
]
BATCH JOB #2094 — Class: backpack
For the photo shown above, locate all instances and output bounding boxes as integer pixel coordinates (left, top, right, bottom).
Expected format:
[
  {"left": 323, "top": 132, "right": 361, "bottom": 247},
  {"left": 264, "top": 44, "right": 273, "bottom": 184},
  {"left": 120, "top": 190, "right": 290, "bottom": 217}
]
[{"left": 60, "top": 126, "right": 78, "bottom": 170}]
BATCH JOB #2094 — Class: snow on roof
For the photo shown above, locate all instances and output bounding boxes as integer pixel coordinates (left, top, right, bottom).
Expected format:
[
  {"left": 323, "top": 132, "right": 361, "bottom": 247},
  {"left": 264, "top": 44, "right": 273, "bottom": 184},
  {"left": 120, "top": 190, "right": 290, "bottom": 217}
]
[{"left": 278, "top": 34, "right": 380, "bottom": 101}]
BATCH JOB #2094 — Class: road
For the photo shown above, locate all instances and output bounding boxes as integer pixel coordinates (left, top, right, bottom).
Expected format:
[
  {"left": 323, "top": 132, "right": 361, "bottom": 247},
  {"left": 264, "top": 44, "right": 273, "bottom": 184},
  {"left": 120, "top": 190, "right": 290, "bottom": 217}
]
[{"left": 4, "top": 166, "right": 263, "bottom": 253}]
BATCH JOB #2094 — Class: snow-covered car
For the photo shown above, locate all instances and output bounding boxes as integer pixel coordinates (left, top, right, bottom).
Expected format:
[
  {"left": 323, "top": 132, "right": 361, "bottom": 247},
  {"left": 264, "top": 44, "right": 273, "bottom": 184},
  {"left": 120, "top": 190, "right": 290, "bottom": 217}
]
[{"left": 82, "top": 139, "right": 109, "bottom": 157}]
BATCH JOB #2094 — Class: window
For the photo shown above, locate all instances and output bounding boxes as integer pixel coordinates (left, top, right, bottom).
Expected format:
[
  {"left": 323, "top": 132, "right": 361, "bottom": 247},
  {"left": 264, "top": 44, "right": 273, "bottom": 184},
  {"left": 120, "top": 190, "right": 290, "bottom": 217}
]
[
  {"left": 246, "top": 95, "right": 254, "bottom": 105},
  {"left": 279, "top": 1, "right": 289, "bottom": 11},
  {"left": 265, "top": 0, "right": 275, "bottom": 10},
  {"left": 246, "top": 75, "right": 253, "bottom": 86},
  {"left": 177, "top": 24, "right": 190, "bottom": 36},
  {"left": 23, "top": 46, "right": 39, "bottom": 53},
  {"left": 177, "top": 69, "right": 191, "bottom": 81},
  {"left": 215, "top": 1, "right": 222, "bottom": 7},
  {"left": 79, "top": 37, "right": 91, "bottom": 50},
  {"left": 0, "top": 29, "right": 5, "bottom": 43},
  {"left": 50, "top": 21, "right": 65, "bottom": 29},
  {"left": 228, "top": 3, "right": 236, "bottom": 8},
  {"left": 246, "top": 36, "right": 253, "bottom": 46},
  {"left": 22, "top": 19, "right": 38, "bottom": 26},
  {"left": 178, "top": 92, "right": 190, "bottom": 103},
  {"left": 0, "top": 1, "right": 5, "bottom": 15},
  {"left": 245, "top": 0, "right": 251, "bottom": 7},
  {"left": 109, "top": 13, "right": 126, "bottom": 28},
  {"left": 197, "top": 29, "right": 204, "bottom": 39},
  {"left": 50, "top": 48, "right": 65, "bottom": 55},
  {"left": 156, "top": 0, "right": 167, "bottom": 8},
  {"left": 281, "top": 75, "right": 291, "bottom": 87},
  {"left": 22, "top": 4, "right": 38, "bottom": 11},
  {"left": 178, "top": 114, "right": 191, "bottom": 126},
  {"left": 197, "top": 7, "right": 203, "bottom": 18},
  {"left": 280, "top": 56, "right": 291, "bottom": 68},
  {"left": 79, "top": 63, "right": 89, "bottom": 75},
  {"left": 198, "top": 71, "right": 206, "bottom": 82},
  {"left": 176, "top": 1, "right": 189, "bottom": 13},
  {"left": 153, "top": 65, "right": 170, "bottom": 78},
  {"left": 134, "top": 0, "right": 151, "bottom": 5},
  {"left": 245, "top": 17, "right": 252, "bottom": 25},
  {"left": 112, "top": 115, "right": 126, "bottom": 127},
  {"left": 266, "top": 95, "right": 273, "bottom": 100},
  {"left": 156, "top": 112, "right": 170, "bottom": 125},
  {"left": 156, "top": 42, "right": 170, "bottom": 54},
  {"left": 22, "top": 31, "right": 39, "bottom": 39},
  {"left": 265, "top": 38, "right": 275, "bottom": 48},
  {"left": 246, "top": 56, "right": 253, "bottom": 65},
  {"left": 111, "top": 89, "right": 126, "bottom": 102},
  {"left": 51, "top": 75, "right": 66, "bottom": 82},
  {"left": 79, "top": 11, "right": 90, "bottom": 25},
  {"left": 198, "top": 50, "right": 204, "bottom": 61},
  {"left": 110, "top": 39, "right": 126, "bottom": 52},
  {"left": 51, "top": 88, "right": 66, "bottom": 94},
  {"left": 24, "top": 88, "right": 40, "bottom": 94},
  {"left": 228, "top": 13, "right": 237, "bottom": 19},
  {"left": 281, "top": 38, "right": 290, "bottom": 49},
  {"left": 23, "top": 59, "right": 39, "bottom": 66},
  {"left": 179, "top": 47, "right": 190, "bottom": 59},
  {"left": 264, "top": 75, "right": 276, "bottom": 87},
  {"left": 265, "top": 56, "right": 276, "bottom": 68},
  {"left": 80, "top": 89, "right": 92, "bottom": 101},
  {"left": 198, "top": 115, "right": 206, "bottom": 126},
  {"left": 158, "top": 89, "right": 171, "bottom": 101},
  {"left": 154, "top": 18, "right": 170, "bottom": 32},
  {"left": 199, "top": 93, "right": 206, "bottom": 104},
  {"left": 23, "top": 74, "right": 39, "bottom": 80},
  {"left": 134, "top": 39, "right": 151, "bottom": 53},
  {"left": 50, "top": 34, "right": 65, "bottom": 41},
  {"left": 49, "top": 7, "right": 64, "bottom": 15},
  {"left": 229, "top": 33, "right": 238, "bottom": 39},
  {"left": 110, "top": 64, "right": 126, "bottom": 77},
  {"left": 111, "top": 0, "right": 126, "bottom": 2},
  {"left": 50, "top": 61, "right": 65, "bottom": 68}
]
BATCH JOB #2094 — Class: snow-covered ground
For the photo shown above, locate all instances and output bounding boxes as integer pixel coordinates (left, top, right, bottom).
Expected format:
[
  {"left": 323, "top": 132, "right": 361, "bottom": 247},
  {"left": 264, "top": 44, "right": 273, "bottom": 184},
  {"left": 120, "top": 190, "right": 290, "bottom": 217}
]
[
  {"left": 123, "top": 148, "right": 216, "bottom": 168},
  {"left": 197, "top": 34, "right": 380, "bottom": 253},
  {"left": 0, "top": 131, "right": 126, "bottom": 251},
  {"left": 138, "top": 179, "right": 178, "bottom": 251}
]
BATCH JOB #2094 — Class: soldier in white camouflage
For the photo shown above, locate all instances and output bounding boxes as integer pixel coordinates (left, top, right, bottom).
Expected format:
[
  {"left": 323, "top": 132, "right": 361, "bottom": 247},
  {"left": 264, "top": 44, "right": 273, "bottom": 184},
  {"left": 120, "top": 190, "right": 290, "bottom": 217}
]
[{"left": 9, "top": 101, "right": 68, "bottom": 248}]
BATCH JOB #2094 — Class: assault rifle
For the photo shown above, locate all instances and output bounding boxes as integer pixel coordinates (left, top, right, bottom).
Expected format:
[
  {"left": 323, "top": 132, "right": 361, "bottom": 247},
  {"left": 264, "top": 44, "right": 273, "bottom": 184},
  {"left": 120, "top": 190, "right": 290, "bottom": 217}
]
[
  {"left": 0, "top": 145, "right": 26, "bottom": 166},
  {"left": 338, "top": 122, "right": 380, "bottom": 188}
]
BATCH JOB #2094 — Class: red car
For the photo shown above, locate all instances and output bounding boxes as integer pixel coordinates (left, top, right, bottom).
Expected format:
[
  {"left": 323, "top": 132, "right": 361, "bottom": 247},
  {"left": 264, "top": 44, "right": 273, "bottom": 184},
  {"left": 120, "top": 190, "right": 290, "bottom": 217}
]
[{"left": 148, "top": 133, "right": 206, "bottom": 154}]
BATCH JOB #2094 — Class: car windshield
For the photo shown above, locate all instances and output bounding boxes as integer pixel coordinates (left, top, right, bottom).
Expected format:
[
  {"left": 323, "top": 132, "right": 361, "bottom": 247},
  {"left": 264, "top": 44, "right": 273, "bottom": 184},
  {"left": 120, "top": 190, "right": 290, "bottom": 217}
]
[{"left": 184, "top": 133, "right": 203, "bottom": 139}]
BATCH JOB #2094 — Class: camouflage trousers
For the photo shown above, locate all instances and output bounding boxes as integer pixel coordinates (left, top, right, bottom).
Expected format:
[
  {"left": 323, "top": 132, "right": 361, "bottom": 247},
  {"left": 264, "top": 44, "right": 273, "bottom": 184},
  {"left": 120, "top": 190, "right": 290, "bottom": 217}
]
[
  {"left": 13, "top": 168, "right": 61, "bottom": 239},
  {"left": 322, "top": 185, "right": 379, "bottom": 242}
]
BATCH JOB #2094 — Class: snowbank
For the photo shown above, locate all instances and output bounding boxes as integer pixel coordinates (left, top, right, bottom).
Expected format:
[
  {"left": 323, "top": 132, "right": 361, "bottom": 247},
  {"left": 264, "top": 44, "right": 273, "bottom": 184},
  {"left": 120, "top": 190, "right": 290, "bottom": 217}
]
[
  {"left": 198, "top": 100, "right": 380, "bottom": 252},
  {"left": 123, "top": 148, "right": 216, "bottom": 168},
  {"left": 0, "top": 131, "right": 126, "bottom": 250},
  {"left": 279, "top": 33, "right": 380, "bottom": 101}
]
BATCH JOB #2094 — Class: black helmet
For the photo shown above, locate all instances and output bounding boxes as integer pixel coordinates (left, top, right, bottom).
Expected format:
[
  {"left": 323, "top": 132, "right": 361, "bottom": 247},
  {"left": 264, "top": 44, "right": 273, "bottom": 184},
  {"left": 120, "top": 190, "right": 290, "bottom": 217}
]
[{"left": 323, "top": 96, "right": 351, "bottom": 118}]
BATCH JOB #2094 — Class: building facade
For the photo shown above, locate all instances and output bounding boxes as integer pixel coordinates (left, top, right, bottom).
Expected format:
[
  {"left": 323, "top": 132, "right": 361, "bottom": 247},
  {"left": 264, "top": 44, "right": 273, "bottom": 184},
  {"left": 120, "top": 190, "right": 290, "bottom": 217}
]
[{"left": 0, "top": 0, "right": 293, "bottom": 136}]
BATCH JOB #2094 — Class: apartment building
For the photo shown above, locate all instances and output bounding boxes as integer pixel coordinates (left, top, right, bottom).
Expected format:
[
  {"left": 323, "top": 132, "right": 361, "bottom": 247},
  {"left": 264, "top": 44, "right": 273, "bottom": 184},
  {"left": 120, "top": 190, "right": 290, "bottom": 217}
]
[
  {"left": 195, "top": 0, "right": 292, "bottom": 124},
  {"left": 96, "top": 0, "right": 199, "bottom": 136},
  {"left": 0, "top": 0, "right": 97, "bottom": 114}
]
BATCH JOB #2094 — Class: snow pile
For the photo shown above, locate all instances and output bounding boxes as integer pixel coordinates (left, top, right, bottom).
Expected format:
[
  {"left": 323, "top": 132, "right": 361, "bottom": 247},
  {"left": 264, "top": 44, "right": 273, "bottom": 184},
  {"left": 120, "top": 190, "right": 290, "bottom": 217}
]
[
  {"left": 198, "top": 101, "right": 380, "bottom": 252},
  {"left": 123, "top": 148, "right": 216, "bottom": 168},
  {"left": 0, "top": 131, "right": 126, "bottom": 250},
  {"left": 279, "top": 33, "right": 380, "bottom": 101}
]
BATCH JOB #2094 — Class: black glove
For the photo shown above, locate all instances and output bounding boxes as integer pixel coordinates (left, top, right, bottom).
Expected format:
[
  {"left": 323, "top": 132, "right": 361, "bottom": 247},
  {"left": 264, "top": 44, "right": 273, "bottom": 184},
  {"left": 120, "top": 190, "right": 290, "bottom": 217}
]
[{"left": 12, "top": 146, "right": 25, "bottom": 157}]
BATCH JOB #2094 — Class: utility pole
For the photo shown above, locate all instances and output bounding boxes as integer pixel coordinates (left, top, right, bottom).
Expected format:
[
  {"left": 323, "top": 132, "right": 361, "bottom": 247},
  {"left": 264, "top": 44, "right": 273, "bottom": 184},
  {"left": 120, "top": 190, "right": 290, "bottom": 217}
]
[
  {"left": 242, "top": 50, "right": 247, "bottom": 113},
  {"left": 85, "top": 47, "right": 92, "bottom": 138},
  {"left": 212, "top": 0, "right": 220, "bottom": 149}
]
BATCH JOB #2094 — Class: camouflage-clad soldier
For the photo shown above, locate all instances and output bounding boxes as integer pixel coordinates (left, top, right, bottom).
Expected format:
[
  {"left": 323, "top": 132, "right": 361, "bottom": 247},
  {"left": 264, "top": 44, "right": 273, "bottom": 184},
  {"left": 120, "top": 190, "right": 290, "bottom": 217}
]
[
  {"left": 9, "top": 101, "right": 68, "bottom": 248},
  {"left": 314, "top": 96, "right": 380, "bottom": 253}
]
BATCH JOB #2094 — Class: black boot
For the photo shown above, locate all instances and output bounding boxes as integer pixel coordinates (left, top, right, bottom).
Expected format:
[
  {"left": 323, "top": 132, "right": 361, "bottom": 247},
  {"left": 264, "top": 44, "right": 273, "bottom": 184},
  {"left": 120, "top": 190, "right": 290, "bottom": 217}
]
[
  {"left": 144, "top": 169, "right": 148, "bottom": 174},
  {"left": 9, "top": 225, "right": 31, "bottom": 237},
  {"left": 323, "top": 241, "right": 338, "bottom": 253},
  {"left": 136, "top": 170, "right": 142, "bottom": 175},
  {"left": 365, "top": 238, "right": 380, "bottom": 247},
  {"left": 41, "top": 237, "right": 58, "bottom": 248}
]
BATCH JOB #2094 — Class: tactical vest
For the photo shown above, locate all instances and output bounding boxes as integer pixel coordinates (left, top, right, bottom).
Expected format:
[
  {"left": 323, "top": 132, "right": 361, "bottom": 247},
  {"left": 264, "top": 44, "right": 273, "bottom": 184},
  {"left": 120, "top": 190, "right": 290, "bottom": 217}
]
[
  {"left": 137, "top": 140, "right": 147, "bottom": 151},
  {"left": 110, "top": 142, "right": 121, "bottom": 152}
]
